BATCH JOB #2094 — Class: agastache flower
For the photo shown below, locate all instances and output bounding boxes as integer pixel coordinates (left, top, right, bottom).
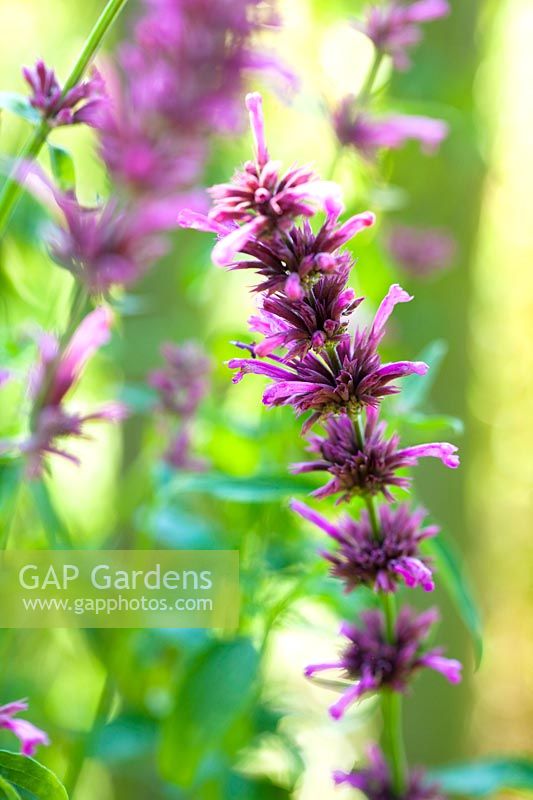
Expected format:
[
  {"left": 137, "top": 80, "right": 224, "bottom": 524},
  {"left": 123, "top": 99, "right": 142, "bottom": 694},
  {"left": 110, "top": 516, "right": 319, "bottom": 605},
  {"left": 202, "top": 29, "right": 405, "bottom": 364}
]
[
  {"left": 230, "top": 200, "right": 375, "bottom": 297},
  {"left": 49, "top": 195, "right": 168, "bottom": 294},
  {"left": 291, "top": 406, "right": 459, "bottom": 502},
  {"left": 334, "top": 102, "right": 448, "bottom": 158},
  {"left": 388, "top": 225, "right": 457, "bottom": 278},
  {"left": 291, "top": 500, "right": 437, "bottom": 592},
  {"left": 0, "top": 700, "right": 49, "bottom": 757},
  {"left": 228, "top": 285, "right": 428, "bottom": 430},
  {"left": 333, "top": 745, "right": 446, "bottom": 800},
  {"left": 19, "top": 308, "right": 127, "bottom": 477},
  {"left": 305, "top": 607, "right": 462, "bottom": 720},
  {"left": 354, "top": 1, "right": 450, "bottom": 71},
  {"left": 249, "top": 272, "right": 361, "bottom": 359},
  {"left": 22, "top": 60, "right": 106, "bottom": 127},
  {"left": 178, "top": 93, "right": 340, "bottom": 266}
]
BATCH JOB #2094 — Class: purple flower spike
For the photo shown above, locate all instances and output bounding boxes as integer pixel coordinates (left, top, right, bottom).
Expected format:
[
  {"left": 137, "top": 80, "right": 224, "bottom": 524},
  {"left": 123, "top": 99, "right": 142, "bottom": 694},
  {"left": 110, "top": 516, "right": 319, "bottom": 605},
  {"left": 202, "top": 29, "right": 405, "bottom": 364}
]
[
  {"left": 179, "top": 92, "right": 341, "bottom": 266},
  {"left": 291, "top": 407, "right": 459, "bottom": 502},
  {"left": 304, "top": 606, "right": 461, "bottom": 719},
  {"left": 22, "top": 60, "right": 106, "bottom": 127},
  {"left": 334, "top": 103, "right": 448, "bottom": 158},
  {"left": 0, "top": 700, "right": 49, "bottom": 757},
  {"left": 0, "top": 370, "right": 11, "bottom": 388},
  {"left": 334, "top": 745, "right": 446, "bottom": 800},
  {"left": 291, "top": 500, "right": 437, "bottom": 593},
  {"left": 228, "top": 285, "right": 427, "bottom": 426},
  {"left": 354, "top": 1, "right": 450, "bottom": 71}
]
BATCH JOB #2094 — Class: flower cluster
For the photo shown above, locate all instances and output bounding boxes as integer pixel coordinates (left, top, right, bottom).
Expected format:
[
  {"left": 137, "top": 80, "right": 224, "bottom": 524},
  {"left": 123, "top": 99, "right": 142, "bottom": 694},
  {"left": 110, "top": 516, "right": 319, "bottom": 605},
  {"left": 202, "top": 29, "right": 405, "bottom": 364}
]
[
  {"left": 22, "top": 60, "right": 105, "bottom": 127},
  {"left": 0, "top": 700, "right": 49, "bottom": 757},
  {"left": 305, "top": 607, "right": 461, "bottom": 719},
  {"left": 334, "top": 745, "right": 445, "bottom": 800},
  {"left": 291, "top": 407, "right": 458, "bottom": 502},
  {"left": 353, "top": 0, "right": 450, "bottom": 72},
  {"left": 182, "top": 89, "right": 460, "bottom": 798},
  {"left": 149, "top": 341, "right": 211, "bottom": 470},
  {"left": 1, "top": 308, "right": 127, "bottom": 478}
]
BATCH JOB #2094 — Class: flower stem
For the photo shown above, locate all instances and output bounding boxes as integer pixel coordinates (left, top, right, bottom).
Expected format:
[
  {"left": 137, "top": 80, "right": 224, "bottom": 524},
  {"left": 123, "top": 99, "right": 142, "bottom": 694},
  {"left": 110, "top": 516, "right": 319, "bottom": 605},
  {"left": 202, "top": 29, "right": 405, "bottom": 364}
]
[
  {"left": 358, "top": 50, "right": 384, "bottom": 105},
  {"left": 0, "top": 0, "right": 130, "bottom": 239},
  {"left": 353, "top": 408, "right": 408, "bottom": 795}
]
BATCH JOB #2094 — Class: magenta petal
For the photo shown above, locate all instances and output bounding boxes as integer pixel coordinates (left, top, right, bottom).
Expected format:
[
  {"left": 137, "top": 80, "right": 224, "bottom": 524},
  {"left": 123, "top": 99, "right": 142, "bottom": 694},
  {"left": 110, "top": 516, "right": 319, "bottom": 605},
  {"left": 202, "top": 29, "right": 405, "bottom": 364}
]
[
  {"left": 245, "top": 92, "right": 269, "bottom": 168},
  {"left": 290, "top": 499, "right": 342, "bottom": 540},
  {"left": 212, "top": 217, "right": 268, "bottom": 266}
]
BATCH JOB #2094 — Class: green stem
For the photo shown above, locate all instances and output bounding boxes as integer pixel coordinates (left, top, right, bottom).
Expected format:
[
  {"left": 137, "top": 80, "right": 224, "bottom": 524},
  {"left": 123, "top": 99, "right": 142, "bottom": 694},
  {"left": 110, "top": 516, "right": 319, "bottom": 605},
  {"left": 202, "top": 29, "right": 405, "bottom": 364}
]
[
  {"left": 358, "top": 50, "right": 384, "bottom": 105},
  {"left": 352, "top": 409, "right": 408, "bottom": 795},
  {"left": 0, "top": 0, "right": 129, "bottom": 238},
  {"left": 64, "top": 671, "right": 115, "bottom": 796}
]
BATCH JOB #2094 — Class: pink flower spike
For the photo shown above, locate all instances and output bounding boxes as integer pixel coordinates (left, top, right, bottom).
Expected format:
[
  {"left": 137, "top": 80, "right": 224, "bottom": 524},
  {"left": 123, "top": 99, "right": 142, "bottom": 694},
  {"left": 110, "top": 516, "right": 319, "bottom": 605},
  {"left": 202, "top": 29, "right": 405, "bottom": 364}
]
[
  {"left": 371, "top": 283, "right": 413, "bottom": 343},
  {"left": 0, "top": 699, "right": 49, "bottom": 757},
  {"left": 245, "top": 92, "right": 269, "bottom": 168},
  {"left": 177, "top": 209, "right": 231, "bottom": 235},
  {"left": 329, "top": 681, "right": 366, "bottom": 720},
  {"left": 290, "top": 499, "right": 342, "bottom": 541}
]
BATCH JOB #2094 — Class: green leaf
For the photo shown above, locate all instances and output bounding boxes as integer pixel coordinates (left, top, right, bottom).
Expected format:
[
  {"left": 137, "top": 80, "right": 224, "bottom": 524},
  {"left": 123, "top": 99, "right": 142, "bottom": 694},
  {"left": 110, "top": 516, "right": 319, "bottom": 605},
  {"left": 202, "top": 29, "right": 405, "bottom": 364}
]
[
  {"left": 161, "top": 638, "right": 260, "bottom": 787},
  {"left": 48, "top": 144, "right": 76, "bottom": 193},
  {"left": 0, "top": 93, "right": 41, "bottom": 125},
  {"left": 225, "top": 774, "right": 291, "bottom": 799},
  {"left": 30, "top": 481, "right": 72, "bottom": 548},
  {"left": 423, "top": 534, "right": 483, "bottom": 667},
  {"left": 401, "top": 412, "right": 464, "bottom": 438},
  {"left": 159, "top": 470, "right": 316, "bottom": 504},
  {"left": 430, "top": 758, "right": 533, "bottom": 796},
  {"left": 0, "top": 774, "right": 21, "bottom": 799},
  {"left": 396, "top": 340, "right": 448, "bottom": 413},
  {"left": 0, "top": 751, "right": 68, "bottom": 800}
]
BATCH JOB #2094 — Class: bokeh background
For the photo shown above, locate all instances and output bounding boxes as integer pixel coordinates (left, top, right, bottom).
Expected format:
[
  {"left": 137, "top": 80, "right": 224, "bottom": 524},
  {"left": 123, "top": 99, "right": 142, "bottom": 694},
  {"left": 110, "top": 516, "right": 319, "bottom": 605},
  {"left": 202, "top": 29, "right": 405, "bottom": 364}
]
[{"left": 0, "top": 0, "right": 531, "bottom": 797}]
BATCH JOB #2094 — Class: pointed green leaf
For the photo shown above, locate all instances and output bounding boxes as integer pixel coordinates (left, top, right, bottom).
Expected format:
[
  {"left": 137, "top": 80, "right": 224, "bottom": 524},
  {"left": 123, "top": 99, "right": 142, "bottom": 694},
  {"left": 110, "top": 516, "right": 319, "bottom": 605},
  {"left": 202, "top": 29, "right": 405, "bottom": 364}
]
[
  {"left": 0, "top": 751, "right": 68, "bottom": 800},
  {"left": 0, "top": 774, "right": 21, "bottom": 799},
  {"left": 423, "top": 534, "right": 483, "bottom": 667},
  {"left": 0, "top": 93, "right": 41, "bottom": 125},
  {"left": 159, "top": 470, "right": 316, "bottom": 504},
  {"left": 161, "top": 638, "right": 260, "bottom": 787},
  {"left": 430, "top": 758, "right": 533, "bottom": 796},
  {"left": 48, "top": 145, "right": 76, "bottom": 193}
]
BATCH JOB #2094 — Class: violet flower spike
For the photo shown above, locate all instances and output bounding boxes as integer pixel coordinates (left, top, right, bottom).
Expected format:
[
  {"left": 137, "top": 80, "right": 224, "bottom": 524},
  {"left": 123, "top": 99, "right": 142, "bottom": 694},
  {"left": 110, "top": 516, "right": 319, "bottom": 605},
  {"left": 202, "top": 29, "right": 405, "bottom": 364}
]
[
  {"left": 291, "top": 500, "right": 437, "bottom": 592},
  {"left": 22, "top": 60, "right": 106, "bottom": 127},
  {"left": 333, "top": 745, "right": 446, "bottom": 800},
  {"left": 291, "top": 406, "right": 459, "bottom": 502},
  {"left": 228, "top": 284, "right": 428, "bottom": 428},
  {"left": 354, "top": 1, "right": 450, "bottom": 71},
  {"left": 304, "top": 607, "right": 462, "bottom": 720},
  {"left": 0, "top": 700, "right": 49, "bottom": 757}
]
